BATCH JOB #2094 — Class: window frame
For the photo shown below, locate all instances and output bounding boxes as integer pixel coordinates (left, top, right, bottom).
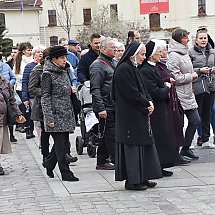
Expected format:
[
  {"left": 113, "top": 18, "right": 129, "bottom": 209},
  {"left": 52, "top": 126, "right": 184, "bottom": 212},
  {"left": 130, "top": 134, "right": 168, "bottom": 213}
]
[
  {"left": 83, "top": 8, "right": 91, "bottom": 25},
  {"left": 198, "top": 0, "right": 206, "bottom": 16},
  {"left": 0, "top": 13, "right": 6, "bottom": 26},
  {"left": 48, "top": 10, "right": 57, "bottom": 27},
  {"left": 149, "top": 13, "right": 161, "bottom": 31},
  {"left": 50, "top": 36, "right": 58, "bottom": 47}
]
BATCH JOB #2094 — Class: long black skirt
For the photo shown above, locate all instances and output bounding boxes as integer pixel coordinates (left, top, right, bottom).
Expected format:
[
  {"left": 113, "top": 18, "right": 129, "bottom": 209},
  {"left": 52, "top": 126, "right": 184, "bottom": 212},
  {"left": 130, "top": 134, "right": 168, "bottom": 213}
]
[{"left": 115, "top": 142, "right": 162, "bottom": 184}]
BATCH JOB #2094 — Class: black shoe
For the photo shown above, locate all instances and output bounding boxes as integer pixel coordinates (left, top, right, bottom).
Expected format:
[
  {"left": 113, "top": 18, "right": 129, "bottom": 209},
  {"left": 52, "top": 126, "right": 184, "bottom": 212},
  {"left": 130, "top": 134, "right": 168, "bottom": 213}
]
[
  {"left": 26, "top": 128, "right": 31, "bottom": 139},
  {"left": 176, "top": 155, "right": 191, "bottom": 165},
  {"left": 62, "top": 174, "right": 79, "bottom": 181},
  {"left": 143, "top": 180, "right": 157, "bottom": 188},
  {"left": 0, "top": 167, "right": 5, "bottom": 175},
  {"left": 125, "top": 181, "right": 147, "bottom": 191},
  {"left": 162, "top": 169, "right": 173, "bottom": 177},
  {"left": 42, "top": 159, "right": 54, "bottom": 178},
  {"left": 197, "top": 136, "right": 203, "bottom": 146},
  {"left": 96, "top": 163, "right": 115, "bottom": 170},
  {"left": 47, "top": 169, "right": 54, "bottom": 178},
  {"left": 30, "top": 133, "right": 35, "bottom": 138},
  {"left": 10, "top": 136, "right": 17, "bottom": 143},
  {"left": 65, "top": 153, "right": 78, "bottom": 163},
  {"left": 180, "top": 149, "right": 199, "bottom": 159}
]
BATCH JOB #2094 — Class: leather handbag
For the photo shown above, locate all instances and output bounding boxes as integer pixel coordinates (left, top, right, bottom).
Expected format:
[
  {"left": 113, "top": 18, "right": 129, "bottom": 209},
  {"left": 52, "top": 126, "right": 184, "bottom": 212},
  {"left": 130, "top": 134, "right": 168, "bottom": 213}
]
[{"left": 193, "top": 74, "right": 210, "bottom": 95}]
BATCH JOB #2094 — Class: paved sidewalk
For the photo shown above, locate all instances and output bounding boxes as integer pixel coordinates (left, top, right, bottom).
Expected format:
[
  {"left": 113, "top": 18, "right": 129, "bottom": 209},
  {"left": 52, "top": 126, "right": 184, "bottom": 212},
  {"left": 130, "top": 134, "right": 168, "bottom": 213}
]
[{"left": 0, "top": 128, "right": 215, "bottom": 215}]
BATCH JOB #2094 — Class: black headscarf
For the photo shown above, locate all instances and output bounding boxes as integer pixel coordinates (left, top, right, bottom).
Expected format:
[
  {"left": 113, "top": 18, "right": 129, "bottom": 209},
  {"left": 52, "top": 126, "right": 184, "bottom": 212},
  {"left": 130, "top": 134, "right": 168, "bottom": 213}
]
[{"left": 116, "top": 41, "right": 142, "bottom": 69}]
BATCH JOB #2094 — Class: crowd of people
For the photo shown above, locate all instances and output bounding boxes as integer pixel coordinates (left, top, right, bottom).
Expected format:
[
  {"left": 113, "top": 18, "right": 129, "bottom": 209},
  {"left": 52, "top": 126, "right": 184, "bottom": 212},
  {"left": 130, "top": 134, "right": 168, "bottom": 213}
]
[{"left": 0, "top": 27, "right": 215, "bottom": 189}]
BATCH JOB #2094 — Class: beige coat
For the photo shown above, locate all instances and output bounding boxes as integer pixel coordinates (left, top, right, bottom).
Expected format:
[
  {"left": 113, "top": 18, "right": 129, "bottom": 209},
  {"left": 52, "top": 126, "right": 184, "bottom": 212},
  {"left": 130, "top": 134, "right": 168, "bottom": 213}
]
[
  {"left": 167, "top": 39, "right": 198, "bottom": 110},
  {"left": 0, "top": 126, "right": 11, "bottom": 154},
  {"left": 0, "top": 76, "right": 22, "bottom": 154}
]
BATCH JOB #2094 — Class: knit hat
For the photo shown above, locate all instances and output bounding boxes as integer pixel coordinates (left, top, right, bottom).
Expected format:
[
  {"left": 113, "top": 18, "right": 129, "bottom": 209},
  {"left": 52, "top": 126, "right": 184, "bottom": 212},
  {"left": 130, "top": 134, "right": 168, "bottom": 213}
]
[{"left": 49, "top": 46, "right": 68, "bottom": 58}]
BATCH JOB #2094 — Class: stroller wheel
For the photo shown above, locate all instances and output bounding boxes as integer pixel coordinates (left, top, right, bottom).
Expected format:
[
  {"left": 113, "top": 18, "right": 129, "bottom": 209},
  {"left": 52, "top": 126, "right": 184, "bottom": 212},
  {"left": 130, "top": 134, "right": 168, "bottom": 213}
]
[
  {"left": 76, "top": 136, "right": 83, "bottom": 155},
  {"left": 87, "top": 145, "right": 97, "bottom": 158}
]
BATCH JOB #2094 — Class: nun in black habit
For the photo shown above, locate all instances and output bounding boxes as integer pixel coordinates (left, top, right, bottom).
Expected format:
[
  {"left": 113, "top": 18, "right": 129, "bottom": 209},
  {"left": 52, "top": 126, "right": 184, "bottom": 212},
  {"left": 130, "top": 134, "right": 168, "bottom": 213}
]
[
  {"left": 113, "top": 41, "right": 162, "bottom": 191},
  {"left": 139, "top": 40, "right": 178, "bottom": 177}
]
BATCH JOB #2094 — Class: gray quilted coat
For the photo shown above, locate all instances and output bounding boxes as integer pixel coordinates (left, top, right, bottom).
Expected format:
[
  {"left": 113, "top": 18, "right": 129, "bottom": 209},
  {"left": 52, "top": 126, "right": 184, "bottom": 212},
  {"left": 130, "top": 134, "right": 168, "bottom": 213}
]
[
  {"left": 41, "top": 60, "right": 76, "bottom": 132},
  {"left": 167, "top": 39, "right": 198, "bottom": 110}
]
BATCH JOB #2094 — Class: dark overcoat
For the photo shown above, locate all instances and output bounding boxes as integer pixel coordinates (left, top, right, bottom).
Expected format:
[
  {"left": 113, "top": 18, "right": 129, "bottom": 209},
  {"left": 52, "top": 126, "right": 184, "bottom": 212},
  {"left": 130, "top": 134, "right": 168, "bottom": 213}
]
[
  {"left": 139, "top": 62, "right": 177, "bottom": 167},
  {"left": 41, "top": 60, "right": 76, "bottom": 133},
  {"left": 156, "top": 60, "right": 185, "bottom": 147},
  {"left": 29, "top": 64, "right": 43, "bottom": 122},
  {"left": 113, "top": 60, "right": 153, "bottom": 146}
]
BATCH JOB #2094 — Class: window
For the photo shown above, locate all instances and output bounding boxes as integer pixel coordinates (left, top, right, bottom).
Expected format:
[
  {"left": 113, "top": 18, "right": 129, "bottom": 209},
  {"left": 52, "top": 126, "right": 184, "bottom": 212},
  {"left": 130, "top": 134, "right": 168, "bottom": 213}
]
[
  {"left": 149, "top": 13, "right": 161, "bottom": 30},
  {"left": 50, "top": 36, "right": 58, "bottom": 47},
  {"left": 198, "top": 0, "right": 206, "bottom": 16},
  {"left": 110, "top": 4, "right": 118, "bottom": 20},
  {"left": 48, "top": 10, "right": 57, "bottom": 27},
  {"left": 83, "top": 8, "right": 91, "bottom": 25},
  {"left": 0, "top": 13, "right": 5, "bottom": 26}
]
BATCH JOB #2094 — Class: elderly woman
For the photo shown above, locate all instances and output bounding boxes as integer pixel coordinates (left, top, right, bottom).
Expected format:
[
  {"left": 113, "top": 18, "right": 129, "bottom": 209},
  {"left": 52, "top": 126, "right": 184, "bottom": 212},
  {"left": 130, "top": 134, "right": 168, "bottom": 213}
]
[
  {"left": 155, "top": 39, "right": 190, "bottom": 165},
  {"left": 139, "top": 40, "right": 178, "bottom": 177},
  {"left": 189, "top": 28, "right": 215, "bottom": 148},
  {"left": 0, "top": 75, "right": 24, "bottom": 175},
  {"left": 167, "top": 28, "right": 200, "bottom": 159},
  {"left": 41, "top": 46, "right": 78, "bottom": 182},
  {"left": 113, "top": 41, "right": 162, "bottom": 191},
  {"left": 113, "top": 41, "right": 125, "bottom": 64}
]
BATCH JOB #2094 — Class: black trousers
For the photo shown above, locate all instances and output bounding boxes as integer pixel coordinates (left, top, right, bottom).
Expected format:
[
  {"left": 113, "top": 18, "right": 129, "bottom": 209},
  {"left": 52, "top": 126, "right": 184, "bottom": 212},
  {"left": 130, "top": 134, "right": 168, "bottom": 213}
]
[
  {"left": 196, "top": 92, "right": 215, "bottom": 142},
  {"left": 96, "top": 111, "right": 115, "bottom": 165},
  {"left": 16, "top": 90, "right": 34, "bottom": 130},
  {"left": 183, "top": 108, "right": 200, "bottom": 149},
  {"left": 45, "top": 132, "right": 72, "bottom": 177},
  {"left": 40, "top": 122, "right": 50, "bottom": 159}
]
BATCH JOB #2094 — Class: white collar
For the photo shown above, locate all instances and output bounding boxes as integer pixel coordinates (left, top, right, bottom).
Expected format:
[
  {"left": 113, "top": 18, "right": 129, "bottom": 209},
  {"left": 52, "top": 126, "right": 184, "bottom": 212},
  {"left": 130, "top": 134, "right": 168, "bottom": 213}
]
[{"left": 147, "top": 61, "right": 156, "bottom": 66}]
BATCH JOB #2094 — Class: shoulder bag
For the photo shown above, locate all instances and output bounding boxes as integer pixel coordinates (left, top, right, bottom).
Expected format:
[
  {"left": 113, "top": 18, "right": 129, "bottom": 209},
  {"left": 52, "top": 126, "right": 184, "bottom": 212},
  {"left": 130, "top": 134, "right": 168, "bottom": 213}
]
[{"left": 193, "top": 52, "right": 210, "bottom": 95}]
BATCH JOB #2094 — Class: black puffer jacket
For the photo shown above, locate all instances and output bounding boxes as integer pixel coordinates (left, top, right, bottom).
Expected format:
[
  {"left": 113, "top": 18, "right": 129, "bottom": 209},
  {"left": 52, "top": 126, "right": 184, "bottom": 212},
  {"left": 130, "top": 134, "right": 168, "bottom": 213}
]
[
  {"left": 90, "top": 53, "right": 116, "bottom": 113},
  {"left": 41, "top": 60, "right": 76, "bottom": 132}
]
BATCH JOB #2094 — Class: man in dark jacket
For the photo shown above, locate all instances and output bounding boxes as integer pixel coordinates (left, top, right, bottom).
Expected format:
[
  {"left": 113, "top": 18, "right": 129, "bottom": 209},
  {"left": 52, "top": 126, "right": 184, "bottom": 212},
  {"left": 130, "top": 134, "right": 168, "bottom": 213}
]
[
  {"left": 90, "top": 37, "right": 117, "bottom": 170},
  {"left": 77, "top": 33, "right": 101, "bottom": 84}
]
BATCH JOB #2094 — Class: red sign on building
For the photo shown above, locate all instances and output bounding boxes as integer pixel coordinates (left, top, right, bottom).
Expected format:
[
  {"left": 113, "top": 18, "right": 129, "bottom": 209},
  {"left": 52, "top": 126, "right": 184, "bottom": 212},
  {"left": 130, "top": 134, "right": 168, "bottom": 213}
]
[{"left": 140, "top": 0, "right": 169, "bottom": 14}]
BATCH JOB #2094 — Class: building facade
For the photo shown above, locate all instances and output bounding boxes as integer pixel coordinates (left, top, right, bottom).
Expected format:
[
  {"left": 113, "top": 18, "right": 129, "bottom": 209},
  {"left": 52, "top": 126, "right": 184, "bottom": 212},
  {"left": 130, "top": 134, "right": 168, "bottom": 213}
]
[{"left": 0, "top": 0, "right": 214, "bottom": 46}]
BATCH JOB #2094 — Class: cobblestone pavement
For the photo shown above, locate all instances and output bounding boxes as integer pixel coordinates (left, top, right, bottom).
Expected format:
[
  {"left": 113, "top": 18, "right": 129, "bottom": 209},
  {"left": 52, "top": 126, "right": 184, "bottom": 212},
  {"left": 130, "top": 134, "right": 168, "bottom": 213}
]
[{"left": 0, "top": 128, "right": 215, "bottom": 215}]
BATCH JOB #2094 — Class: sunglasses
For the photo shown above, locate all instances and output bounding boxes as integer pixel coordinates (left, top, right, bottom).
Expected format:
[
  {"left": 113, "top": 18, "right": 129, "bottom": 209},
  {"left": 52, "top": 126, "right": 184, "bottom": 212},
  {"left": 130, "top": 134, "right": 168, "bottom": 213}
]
[{"left": 197, "top": 26, "right": 207, "bottom": 32}]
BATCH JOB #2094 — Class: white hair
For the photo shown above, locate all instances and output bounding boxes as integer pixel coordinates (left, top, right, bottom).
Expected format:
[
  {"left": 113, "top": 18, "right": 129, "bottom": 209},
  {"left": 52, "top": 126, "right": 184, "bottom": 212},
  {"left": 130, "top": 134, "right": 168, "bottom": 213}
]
[
  {"left": 151, "top": 39, "right": 167, "bottom": 50},
  {"left": 32, "top": 45, "right": 46, "bottom": 55}
]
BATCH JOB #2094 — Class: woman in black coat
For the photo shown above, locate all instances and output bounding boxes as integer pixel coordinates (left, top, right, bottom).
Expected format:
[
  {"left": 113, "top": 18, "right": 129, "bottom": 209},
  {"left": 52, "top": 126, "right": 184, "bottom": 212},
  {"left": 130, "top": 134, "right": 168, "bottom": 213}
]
[
  {"left": 139, "top": 40, "right": 178, "bottom": 177},
  {"left": 113, "top": 41, "right": 162, "bottom": 191}
]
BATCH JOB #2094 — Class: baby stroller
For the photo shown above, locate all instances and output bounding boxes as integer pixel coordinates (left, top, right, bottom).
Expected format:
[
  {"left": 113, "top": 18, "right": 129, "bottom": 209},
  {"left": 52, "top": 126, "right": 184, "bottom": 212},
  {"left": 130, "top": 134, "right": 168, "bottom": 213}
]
[{"left": 75, "top": 81, "right": 100, "bottom": 158}]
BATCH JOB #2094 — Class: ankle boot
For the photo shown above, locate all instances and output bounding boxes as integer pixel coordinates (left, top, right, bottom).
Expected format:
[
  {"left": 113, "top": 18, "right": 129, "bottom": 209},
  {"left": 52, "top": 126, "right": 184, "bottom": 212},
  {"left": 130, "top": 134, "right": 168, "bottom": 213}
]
[
  {"left": 65, "top": 153, "right": 78, "bottom": 163},
  {"left": 30, "top": 129, "right": 35, "bottom": 138},
  {"left": 26, "top": 128, "right": 32, "bottom": 139}
]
